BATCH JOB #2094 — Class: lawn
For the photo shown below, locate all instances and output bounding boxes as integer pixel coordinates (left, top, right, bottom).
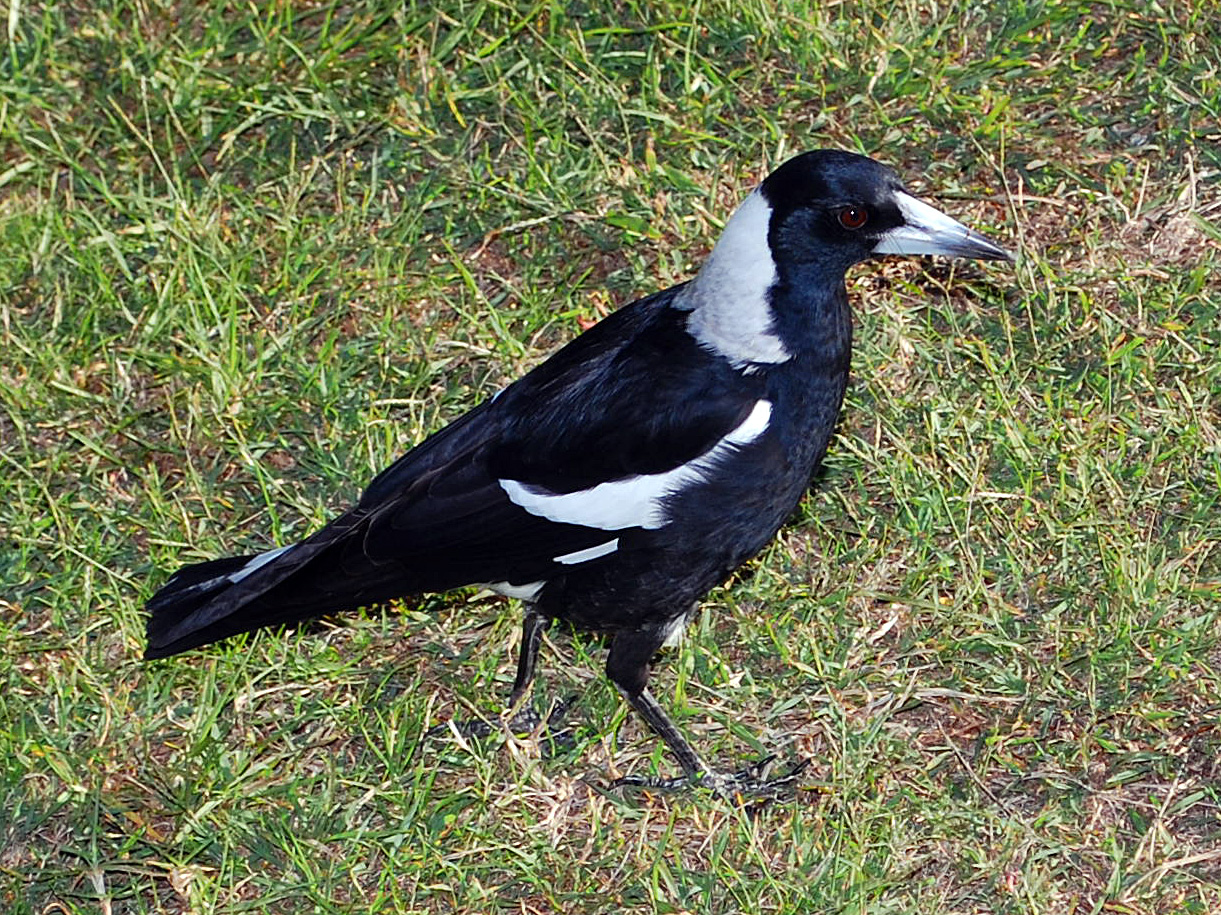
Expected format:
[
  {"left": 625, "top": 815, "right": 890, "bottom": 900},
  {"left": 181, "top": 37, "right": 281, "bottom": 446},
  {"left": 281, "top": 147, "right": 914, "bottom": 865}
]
[{"left": 2, "top": 1, "right": 1219, "bottom": 912}]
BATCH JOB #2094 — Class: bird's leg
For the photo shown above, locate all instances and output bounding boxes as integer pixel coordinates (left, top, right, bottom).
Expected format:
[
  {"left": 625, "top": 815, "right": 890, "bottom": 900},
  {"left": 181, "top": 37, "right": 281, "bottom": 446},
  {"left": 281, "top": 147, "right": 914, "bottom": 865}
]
[
  {"left": 431, "top": 607, "right": 573, "bottom": 745},
  {"left": 506, "top": 606, "right": 547, "bottom": 709},
  {"left": 606, "top": 627, "right": 807, "bottom": 801},
  {"left": 605, "top": 626, "right": 713, "bottom": 781},
  {"left": 619, "top": 686, "right": 714, "bottom": 782},
  {"left": 501, "top": 607, "right": 575, "bottom": 734}
]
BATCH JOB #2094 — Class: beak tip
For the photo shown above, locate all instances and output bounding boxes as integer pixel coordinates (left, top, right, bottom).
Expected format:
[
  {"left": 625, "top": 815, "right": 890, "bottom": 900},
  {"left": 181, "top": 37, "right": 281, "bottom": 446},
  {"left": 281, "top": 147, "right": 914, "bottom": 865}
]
[{"left": 961, "top": 228, "right": 1013, "bottom": 264}]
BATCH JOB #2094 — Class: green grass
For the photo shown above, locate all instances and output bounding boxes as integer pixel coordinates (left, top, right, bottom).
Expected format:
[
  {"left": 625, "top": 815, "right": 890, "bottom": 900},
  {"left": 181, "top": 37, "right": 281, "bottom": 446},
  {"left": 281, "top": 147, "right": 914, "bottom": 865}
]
[{"left": 2, "top": 0, "right": 1219, "bottom": 912}]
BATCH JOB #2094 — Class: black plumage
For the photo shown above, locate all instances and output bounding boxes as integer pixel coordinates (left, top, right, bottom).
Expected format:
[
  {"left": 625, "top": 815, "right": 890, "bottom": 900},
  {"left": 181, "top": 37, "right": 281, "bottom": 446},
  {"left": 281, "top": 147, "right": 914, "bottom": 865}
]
[{"left": 145, "top": 150, "right": 1010, "bottom": 794}]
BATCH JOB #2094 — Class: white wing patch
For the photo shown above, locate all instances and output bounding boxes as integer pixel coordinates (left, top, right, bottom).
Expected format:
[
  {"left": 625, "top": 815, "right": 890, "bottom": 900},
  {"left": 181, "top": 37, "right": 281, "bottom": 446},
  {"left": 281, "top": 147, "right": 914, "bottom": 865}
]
[
  {"left": 500, "top": 399, "right": 772, "bottom": 531},
  {"left": 554, "top": 538, "right": 620, "bottom": 565},
  {"left": 228, "top": 544, "right": 294, "bottom": 584},
  {"left": 678, "top": 189, "right": 789, "bottom": 368}
]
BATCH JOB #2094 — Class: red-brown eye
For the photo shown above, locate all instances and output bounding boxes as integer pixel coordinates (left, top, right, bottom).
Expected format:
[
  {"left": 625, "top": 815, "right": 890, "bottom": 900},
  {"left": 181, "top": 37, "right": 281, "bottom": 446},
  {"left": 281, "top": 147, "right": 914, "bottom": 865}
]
[{"left": 838, "top": 206, "right": 868, "bottom": 229}]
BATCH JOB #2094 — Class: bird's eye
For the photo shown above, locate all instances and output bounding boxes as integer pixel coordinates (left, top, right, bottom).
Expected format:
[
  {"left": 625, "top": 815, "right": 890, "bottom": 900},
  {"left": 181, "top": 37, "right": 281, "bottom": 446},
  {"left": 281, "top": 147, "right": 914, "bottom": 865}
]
[{"left": 838, "top": 206, "right": 868, "bottom": 229}]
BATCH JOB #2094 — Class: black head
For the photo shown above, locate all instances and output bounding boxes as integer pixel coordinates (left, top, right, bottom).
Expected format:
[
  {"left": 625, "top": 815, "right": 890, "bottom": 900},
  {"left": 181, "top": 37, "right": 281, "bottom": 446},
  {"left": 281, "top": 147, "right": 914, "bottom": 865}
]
[{"left": 759, "top": 150, "right": 1011, "bottom": 273}]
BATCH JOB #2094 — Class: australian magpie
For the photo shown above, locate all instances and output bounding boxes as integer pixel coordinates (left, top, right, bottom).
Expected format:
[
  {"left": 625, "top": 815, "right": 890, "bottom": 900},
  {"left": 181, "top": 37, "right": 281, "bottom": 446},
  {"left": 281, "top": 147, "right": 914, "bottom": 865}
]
[{"left": 145, "top": 150, "right": 1010, "bottom": 795}]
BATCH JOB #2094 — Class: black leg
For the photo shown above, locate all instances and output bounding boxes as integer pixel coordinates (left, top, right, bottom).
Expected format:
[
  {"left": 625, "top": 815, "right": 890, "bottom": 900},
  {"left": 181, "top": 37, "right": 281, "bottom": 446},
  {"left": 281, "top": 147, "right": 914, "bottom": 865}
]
[
  {"left": 606, "top": 627, "right": 712, "bottom": 780},
  {"left": 606, "top": 625, "right": 809, "bottom": 801},
  {"left": 621, "top": 687, "right": 711, "bottom": 780},
  {"left": 430, "top": 607, "right": 573, "bottom": 748},
  {"left": 504, "top": 607, "right": 575, "bottom": 737},
  {"left": 507, "top": 607, "right": 547, "bottom": 708}
]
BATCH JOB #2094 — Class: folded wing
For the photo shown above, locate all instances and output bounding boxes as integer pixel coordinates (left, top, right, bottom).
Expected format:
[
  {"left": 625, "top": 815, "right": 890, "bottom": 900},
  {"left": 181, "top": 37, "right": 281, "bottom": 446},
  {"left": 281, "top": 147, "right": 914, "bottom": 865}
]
[{"left": 145, "top": 290, "right": 763, "bottom": 658}]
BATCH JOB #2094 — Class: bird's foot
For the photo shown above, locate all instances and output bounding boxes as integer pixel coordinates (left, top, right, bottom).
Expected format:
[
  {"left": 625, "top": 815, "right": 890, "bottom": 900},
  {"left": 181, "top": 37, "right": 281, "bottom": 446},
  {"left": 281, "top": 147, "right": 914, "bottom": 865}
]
[
  {"left": 612, "top": 754, "right": 810, "bottom": 804},
  {"left": 430, "top": 695, "right": 577, "bottom": 753}
]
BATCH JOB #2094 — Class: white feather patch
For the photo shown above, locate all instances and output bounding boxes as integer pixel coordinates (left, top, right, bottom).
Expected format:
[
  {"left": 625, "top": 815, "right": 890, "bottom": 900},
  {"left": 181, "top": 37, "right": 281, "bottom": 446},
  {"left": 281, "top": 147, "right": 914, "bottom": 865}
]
[
  {"left": 554, "top": 538, "right": 620, "bottom": 565},
  {"left": 660, "top": 611, "right": 692, "bottom": 648},
  {"left": 487, "top": 580, "right": 545, "bottom": 601},
  {"left": 679, "top": 190, "right": 789, "bottom": 367},
  {"left": 228, "top": 544, "right": 294, "bottom": 584},
  {"left": 500, "top": 399, "right": 772, "bottom": 531}
]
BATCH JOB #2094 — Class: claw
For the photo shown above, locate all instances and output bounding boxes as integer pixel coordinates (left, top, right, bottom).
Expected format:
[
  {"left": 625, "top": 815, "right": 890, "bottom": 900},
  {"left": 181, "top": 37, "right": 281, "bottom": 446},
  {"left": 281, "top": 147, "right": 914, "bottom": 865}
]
[
  {"left": 429, "top": 694, "right": 578, "bottom": 755},
  {"left": 612, "top": 755, "right": 811, "bottom": 805}
]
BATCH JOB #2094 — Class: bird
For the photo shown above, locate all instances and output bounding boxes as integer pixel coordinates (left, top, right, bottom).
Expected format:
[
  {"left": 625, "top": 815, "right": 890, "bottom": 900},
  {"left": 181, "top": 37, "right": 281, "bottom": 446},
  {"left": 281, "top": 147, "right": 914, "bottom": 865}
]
[{"left": 144, "top": 149, "right": 1010, "bottom": 796}]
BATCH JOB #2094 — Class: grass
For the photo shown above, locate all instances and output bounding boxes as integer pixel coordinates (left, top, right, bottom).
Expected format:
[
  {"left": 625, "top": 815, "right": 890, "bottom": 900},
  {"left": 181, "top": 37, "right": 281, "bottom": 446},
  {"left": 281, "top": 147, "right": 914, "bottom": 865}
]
[{"left": 2, "top": 0, "right": 1219, "bottom": 911}]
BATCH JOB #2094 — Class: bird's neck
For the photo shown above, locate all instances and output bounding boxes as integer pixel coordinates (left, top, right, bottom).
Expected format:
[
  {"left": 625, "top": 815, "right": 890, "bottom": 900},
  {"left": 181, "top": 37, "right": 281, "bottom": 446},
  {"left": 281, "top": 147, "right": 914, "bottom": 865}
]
[
  {"left": 675, "top": 190, "right": 853, "bottom": 374},
  {"left": 675, "top": 190, "right": 791, "bottom": 369},
  {"left": 767, "top": 271, "right": 853, "bottom": 373}
]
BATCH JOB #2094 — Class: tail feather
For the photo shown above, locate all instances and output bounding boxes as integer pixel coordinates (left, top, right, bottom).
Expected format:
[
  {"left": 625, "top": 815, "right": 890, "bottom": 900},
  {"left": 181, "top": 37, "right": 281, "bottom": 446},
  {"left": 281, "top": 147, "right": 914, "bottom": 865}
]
[
  {"left": 145, "top": 554, "right": 262, "bottom": 659},
  {"left": 144, "top": 546, "right": 344, "bottom": 660},
  {"left": 143, "top": 521, "right": 418, "bottom": 659},
  {"left": 146, "top": 555, "right": 255, "bottom": 610}
]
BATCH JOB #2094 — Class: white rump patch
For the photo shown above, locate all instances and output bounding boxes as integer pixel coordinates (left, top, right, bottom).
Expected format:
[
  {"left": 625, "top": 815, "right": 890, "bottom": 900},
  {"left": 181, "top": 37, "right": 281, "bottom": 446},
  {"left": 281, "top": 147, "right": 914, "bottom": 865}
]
[
  {"left": 228, "top": 544, "right": 294, "bottom": 584},
  {"left": 553, "top": 538, "right": 620, "bottom": 565},
  {"left": 500, "top": 399, "right": 772, "bottom": 531},
  {"left": 678, "top": 190, "right": 789, "bottom": 368},
  {"left": 487, "top": 580, "right": 545, "bottom": 601},
  {"left": 660, "top": 611, "right": 692, "bottom": 648}
]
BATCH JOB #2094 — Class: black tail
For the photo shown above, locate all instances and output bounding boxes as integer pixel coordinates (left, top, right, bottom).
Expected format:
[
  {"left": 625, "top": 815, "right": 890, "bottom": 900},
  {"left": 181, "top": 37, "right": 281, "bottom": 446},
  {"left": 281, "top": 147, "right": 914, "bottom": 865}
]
[
  {"left": 144, "top": 521, "right": 372, "bottom": 657},
  {"left": 143, "top": 552, "right": 322, "bottom": 659},
  {"left": 145, "top": 554, "right": 256, "bottom": 655},
  {"left": 143, "top": 513, "right": 433, "bottom": 660}
]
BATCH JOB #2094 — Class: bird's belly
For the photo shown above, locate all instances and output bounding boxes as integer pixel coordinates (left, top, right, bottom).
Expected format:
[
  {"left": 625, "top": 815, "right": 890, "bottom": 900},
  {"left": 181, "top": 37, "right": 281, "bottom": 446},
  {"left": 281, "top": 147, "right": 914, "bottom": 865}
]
[
  {"left": 535, "top": 373, "right": 845, "bottom": 631},
  {"left": 534, "top": 450, "right": 814, "bottom": 631}
]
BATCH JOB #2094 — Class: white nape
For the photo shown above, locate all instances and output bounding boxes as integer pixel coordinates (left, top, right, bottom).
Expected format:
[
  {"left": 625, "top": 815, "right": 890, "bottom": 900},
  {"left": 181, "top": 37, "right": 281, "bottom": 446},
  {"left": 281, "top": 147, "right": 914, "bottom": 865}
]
[
  {"left": 500, "top": 399, "right": 772, "bottom": 531},
  {"left": 678, "top": 189, "right": 790, "bottom": 368},
  {"left": 228, "top": 544, "right": 294, "bottom": 584},
  {"left": 554, "top": 538, "right": 620, "bottom": 565}
]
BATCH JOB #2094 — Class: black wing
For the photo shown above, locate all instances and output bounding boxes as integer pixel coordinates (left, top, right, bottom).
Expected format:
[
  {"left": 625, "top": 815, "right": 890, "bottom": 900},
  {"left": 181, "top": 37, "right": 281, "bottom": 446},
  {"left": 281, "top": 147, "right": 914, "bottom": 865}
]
[{"left": 146, "top": 287, "right": 762, "bottom": 657}]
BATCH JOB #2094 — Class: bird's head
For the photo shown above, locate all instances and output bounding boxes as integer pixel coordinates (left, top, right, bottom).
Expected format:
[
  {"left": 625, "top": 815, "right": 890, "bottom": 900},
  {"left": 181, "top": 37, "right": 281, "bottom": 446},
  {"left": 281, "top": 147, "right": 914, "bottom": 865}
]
[
  {"left": 680, "top": 149, "right": 1011, "bottom": 368},
  {"left": 759, "top": 149, "right": 1012, "bottom": 271}
]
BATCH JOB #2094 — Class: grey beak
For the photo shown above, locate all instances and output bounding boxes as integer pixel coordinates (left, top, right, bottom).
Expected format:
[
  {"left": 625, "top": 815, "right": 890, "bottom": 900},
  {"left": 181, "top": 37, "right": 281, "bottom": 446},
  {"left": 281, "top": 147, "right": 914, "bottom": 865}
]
[{"left": 873, "top": 191, "right": 1012, "bottom": 262}]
